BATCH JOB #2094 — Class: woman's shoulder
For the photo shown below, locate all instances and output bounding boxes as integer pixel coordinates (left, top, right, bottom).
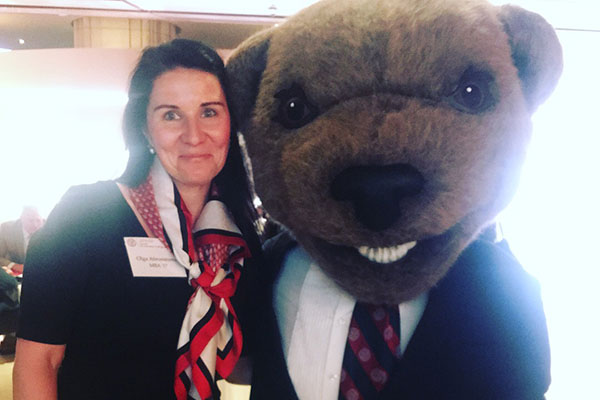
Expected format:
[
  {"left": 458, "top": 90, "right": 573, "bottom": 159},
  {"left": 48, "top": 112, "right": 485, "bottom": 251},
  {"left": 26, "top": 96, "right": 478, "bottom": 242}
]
[
  {"left": 59, "top": 180, "right": 120, "bottom": 208},
  {"left": 45, "top": 181, "right": 124, "bottom": 231}
]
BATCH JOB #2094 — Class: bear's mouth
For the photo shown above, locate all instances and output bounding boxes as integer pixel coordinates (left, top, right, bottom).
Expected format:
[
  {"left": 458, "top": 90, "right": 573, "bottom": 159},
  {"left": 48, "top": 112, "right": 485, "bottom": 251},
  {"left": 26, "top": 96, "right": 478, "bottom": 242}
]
[
  {"left": 309, "top": 227, "right": 455, "bottom": 268},
  {"left": 356, "top": 242, "right": 417, "bottom": 264}
]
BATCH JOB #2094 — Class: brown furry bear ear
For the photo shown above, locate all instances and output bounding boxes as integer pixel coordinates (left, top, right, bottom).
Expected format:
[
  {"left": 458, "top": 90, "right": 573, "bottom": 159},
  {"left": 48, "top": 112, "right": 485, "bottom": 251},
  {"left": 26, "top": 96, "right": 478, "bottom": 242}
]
[
  {"left": 226, "top": 28, "right": 272, "bottom": 130},
  {"left": 499, "top": 5, "right": 563, "bottom": 112}
]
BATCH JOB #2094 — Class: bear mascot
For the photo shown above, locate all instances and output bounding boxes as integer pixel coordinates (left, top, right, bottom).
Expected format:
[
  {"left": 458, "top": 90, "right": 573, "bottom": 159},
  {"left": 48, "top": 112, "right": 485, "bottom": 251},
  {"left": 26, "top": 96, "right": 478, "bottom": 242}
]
[{"left": 227, "top": 0, "right": 563, "bottom": 398}]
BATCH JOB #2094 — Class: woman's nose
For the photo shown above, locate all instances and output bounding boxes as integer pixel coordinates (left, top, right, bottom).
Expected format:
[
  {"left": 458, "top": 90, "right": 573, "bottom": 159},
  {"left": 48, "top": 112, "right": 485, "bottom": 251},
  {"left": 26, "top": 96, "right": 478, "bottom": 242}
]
[{"left": 182, "top": 119, "right": 207, "bottom": 144}]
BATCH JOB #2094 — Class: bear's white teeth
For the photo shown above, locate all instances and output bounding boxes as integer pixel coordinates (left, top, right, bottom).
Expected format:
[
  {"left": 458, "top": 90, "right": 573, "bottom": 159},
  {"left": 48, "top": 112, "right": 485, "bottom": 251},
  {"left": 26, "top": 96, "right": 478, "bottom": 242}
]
[{"left": 356, "top": 242, "right": 417, "bottom": 264}]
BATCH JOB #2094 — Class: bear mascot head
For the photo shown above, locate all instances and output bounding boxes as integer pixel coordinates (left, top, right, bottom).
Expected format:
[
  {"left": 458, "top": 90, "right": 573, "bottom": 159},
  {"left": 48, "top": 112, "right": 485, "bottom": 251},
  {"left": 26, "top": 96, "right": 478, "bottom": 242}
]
[{"left": 227, "top": 0, "right": 562, "bottom": 397}]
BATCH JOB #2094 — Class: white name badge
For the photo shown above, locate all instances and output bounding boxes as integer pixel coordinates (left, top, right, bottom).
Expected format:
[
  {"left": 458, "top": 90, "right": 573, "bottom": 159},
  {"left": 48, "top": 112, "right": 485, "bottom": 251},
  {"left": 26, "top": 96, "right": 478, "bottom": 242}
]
[{"left": 123, "top": 237, "right": 187, "bottom": 278}]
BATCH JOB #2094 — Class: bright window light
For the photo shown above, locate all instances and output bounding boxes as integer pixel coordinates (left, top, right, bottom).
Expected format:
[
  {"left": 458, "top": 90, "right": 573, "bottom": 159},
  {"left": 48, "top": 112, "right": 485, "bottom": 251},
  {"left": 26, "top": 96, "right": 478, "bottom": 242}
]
[
  {"left": 500, "top": 29, "right": 600, "bottom": 399},
  {"left": 0, "top": 87, "right": 129, "bottom": 221},
  {"left": 0, "top": 87, "right": 128, "bottom": 107}
]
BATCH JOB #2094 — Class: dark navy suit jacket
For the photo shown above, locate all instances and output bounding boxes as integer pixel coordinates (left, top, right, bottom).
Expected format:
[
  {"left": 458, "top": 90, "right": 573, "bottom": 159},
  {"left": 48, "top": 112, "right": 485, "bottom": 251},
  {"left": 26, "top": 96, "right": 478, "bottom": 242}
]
[{"left": 239, "top": 233, "right": 551, "bottom": 399}]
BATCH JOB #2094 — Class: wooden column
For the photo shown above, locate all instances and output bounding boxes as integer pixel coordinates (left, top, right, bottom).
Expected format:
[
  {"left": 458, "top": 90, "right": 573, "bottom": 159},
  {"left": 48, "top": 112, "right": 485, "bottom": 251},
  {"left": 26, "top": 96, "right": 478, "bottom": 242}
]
[{"left": 73, "top": 17, "right": 180, "bottom": 49}]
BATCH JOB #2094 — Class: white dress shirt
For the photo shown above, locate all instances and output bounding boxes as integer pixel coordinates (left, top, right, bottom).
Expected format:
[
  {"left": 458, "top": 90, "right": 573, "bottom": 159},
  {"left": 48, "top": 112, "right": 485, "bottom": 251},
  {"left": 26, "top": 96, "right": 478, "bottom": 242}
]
[{"left": 274, "top": 246, "right": 429, "bottom": 400}]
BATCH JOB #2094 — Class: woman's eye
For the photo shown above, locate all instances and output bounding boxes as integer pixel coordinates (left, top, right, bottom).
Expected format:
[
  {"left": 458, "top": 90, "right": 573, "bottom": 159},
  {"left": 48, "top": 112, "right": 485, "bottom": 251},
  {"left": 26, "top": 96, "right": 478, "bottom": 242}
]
[
  {"left": 164, "top": 110, "right": 180, "bottom": 121},
  {"left": 202, "top": 108, "right": 217, "bottom": 118}
]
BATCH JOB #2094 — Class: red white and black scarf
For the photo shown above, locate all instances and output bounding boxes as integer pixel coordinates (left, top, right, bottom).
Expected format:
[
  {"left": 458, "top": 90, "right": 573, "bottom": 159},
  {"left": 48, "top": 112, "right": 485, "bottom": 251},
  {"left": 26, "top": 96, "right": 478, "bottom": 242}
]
[{"left": 128, "top": 160, "right": 250, "bottom": 400}]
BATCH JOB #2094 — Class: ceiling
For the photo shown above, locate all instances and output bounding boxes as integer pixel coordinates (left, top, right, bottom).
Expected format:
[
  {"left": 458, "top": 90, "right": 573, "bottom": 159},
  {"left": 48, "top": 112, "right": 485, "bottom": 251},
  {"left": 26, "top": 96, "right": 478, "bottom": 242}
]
[
  {"left": 0, "top": 0, "right": 598, "bottom": 51},
  {"left": 0, "top": 0, "right": 322, "bottom": 50}
]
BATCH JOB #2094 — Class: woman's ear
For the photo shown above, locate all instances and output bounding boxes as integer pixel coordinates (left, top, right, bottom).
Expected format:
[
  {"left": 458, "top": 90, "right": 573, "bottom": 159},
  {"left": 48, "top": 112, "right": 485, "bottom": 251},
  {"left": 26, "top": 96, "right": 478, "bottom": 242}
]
[
  {"left": 499, "top": 5, "right": 563, "bottom": 112},
  {"left": 226, "top": 28, "right": 273, "bottom": 131}
]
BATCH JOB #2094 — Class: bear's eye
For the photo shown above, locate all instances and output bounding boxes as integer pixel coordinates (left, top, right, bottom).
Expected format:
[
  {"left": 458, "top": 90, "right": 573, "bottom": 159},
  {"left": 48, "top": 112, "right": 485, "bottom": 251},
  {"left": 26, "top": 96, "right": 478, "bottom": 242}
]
[
  {"left": 273, "top": 83, "right": 319, "bottom": 129},
  {"left": 449, "top": 68, "right": 496, "bottom": 113}
]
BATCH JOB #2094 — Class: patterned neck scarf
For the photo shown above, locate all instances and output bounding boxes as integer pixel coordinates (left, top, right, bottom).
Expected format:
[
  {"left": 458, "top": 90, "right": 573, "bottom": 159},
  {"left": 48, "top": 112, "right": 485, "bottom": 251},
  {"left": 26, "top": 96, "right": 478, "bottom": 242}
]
[{"left": 128, "top": 160, "right": 250, "bottom": 400}]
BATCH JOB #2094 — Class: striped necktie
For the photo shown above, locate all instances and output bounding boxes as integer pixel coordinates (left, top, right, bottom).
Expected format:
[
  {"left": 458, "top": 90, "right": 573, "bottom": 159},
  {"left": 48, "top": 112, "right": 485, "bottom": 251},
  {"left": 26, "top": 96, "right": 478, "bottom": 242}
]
[{"left": 339, "top": 303, "right": 401, "bottom": 400}]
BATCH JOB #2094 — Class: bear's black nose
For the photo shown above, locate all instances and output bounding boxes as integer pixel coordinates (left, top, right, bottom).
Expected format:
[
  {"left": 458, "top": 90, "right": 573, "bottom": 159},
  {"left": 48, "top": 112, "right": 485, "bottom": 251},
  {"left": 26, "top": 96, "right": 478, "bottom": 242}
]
[{"left": 330, "top": 163, "right": 425, "bottom": 231}]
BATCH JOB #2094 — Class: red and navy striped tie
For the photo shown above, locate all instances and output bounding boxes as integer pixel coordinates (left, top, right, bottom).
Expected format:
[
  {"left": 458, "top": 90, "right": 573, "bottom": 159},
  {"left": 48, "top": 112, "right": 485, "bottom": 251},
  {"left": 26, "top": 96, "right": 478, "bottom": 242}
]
[{"left": 339, "top": 303, "right": 401, "bottom": 400}]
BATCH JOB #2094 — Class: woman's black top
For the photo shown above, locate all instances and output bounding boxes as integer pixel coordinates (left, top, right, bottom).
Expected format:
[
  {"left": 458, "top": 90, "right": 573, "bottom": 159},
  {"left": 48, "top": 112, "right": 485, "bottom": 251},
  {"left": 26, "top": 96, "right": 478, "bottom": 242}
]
[{"left": 18, "top": 181, "right": 194, "bottom": 399}]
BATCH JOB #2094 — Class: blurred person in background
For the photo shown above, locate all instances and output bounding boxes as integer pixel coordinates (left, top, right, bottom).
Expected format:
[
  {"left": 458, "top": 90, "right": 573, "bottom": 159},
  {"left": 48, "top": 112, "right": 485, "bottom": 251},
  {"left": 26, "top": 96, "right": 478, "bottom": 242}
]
[
  {"left": 0, "top": 206, "right": 44, "bottom": 354},
  {"left": 0, "top": 205, "right": 44, "bottom": 275}
]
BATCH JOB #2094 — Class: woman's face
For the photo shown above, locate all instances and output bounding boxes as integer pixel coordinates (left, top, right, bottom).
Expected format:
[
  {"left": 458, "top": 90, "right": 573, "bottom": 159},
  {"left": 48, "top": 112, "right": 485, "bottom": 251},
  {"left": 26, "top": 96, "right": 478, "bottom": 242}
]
[{"left": 146, "top": 67, "right": 230, "bottom": 193}]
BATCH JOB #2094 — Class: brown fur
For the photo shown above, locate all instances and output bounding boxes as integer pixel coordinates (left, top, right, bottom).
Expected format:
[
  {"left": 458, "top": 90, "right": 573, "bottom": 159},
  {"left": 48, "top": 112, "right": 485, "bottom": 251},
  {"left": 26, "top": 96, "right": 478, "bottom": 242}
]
[{"left": 227, "top": 0, "right": 562, "bottom": 304}]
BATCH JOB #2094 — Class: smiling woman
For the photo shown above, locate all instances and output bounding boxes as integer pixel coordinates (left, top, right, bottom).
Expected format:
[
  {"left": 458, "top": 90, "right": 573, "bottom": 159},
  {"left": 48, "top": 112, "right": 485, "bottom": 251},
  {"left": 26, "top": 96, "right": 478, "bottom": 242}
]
[{"left": 12, "top": 39, "right": 262, "bottom": 400}]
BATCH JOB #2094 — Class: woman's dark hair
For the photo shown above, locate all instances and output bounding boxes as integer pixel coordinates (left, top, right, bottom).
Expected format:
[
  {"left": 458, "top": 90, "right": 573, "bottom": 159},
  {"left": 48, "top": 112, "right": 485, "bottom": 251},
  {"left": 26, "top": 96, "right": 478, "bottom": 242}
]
[{"left": 119, "top": 38, "right": 261, "bottom": 256}]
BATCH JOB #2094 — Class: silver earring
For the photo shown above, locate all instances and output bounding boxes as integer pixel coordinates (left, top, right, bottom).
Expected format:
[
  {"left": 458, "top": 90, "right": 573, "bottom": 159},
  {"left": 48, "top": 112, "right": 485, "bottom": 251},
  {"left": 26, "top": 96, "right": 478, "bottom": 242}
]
[{"left": 143, "top": 129, "right": 155, "bottom": 154}]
